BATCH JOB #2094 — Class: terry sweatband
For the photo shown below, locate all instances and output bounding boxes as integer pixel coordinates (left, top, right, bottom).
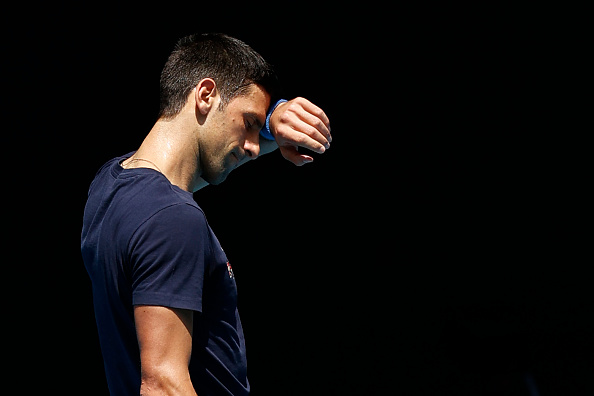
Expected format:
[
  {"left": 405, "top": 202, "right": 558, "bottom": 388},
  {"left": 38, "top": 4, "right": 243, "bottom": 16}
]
[{"left": 260, "top": 99, "right": 288, "bottom": 141}]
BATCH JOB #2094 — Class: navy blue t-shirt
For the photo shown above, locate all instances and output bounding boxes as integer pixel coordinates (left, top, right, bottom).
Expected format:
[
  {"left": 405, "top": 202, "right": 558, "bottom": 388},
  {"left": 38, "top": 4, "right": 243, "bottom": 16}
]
[{"left": 81, "top": 153, "right": 249, "bottom": 395}]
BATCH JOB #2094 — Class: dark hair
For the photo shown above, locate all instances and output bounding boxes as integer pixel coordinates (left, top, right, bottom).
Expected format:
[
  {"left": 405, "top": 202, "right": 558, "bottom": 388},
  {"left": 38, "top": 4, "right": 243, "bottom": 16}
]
[{"left": 158, "top": 32, "right": 280, "bottom": 119}]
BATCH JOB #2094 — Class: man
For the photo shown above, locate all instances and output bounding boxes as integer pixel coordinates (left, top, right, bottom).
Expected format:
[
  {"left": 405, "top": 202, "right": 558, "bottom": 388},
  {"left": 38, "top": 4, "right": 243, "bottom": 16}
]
[{"left": 81, "top": 33, "right": 331, "bottom": 395}]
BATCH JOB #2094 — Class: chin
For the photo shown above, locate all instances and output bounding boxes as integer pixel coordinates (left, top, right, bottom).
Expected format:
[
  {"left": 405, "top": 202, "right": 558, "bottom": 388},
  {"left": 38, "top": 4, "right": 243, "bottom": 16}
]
[
  {"left": 202, "top": 160, "right": 235, "bottom": 185},
  {"left": 203, "top": 170, "right": 230, "bottom": 186}
]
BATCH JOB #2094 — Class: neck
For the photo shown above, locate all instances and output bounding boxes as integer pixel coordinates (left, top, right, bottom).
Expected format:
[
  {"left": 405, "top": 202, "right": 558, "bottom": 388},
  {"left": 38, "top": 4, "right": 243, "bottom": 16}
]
[{"left": 130, "top": 117, "right": 203, "bottom": 192}]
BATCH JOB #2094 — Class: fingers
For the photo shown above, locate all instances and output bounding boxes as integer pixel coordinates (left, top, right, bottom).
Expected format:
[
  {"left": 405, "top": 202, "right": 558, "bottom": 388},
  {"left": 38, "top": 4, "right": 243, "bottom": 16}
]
[
  {"left": 279, "top": 117, "right": 328, "bottom": 154},
  {"left": 293, "top": 112, "right": 332, "bottom": 150},
  {"left": 292, "top": 98, "right": 332, "bottom": 143}
]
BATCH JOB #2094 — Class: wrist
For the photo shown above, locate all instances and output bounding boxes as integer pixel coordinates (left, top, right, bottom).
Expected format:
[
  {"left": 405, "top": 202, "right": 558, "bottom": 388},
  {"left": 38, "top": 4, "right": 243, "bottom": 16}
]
[{"left": 260, "top": 99, "right": 288, "bottom": 141}]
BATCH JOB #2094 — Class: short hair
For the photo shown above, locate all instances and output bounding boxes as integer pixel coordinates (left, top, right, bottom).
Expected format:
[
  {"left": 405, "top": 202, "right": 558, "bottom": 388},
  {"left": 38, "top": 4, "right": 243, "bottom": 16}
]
[{"left": 158, "top": 32, "right": 280, "bottom": 119}]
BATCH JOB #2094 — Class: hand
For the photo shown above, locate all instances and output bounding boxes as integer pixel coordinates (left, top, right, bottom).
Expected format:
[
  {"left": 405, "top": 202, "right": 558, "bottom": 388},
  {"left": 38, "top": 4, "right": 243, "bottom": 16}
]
[{"left": 269, "top": 97, "right": 332, "bottom": 166}]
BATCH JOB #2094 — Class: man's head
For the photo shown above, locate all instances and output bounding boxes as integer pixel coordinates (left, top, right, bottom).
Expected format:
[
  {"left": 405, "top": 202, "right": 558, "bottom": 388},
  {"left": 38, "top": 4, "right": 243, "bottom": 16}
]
[
  {"left": 157, "top": 33, "right": 280, "bottom": 188},
  {"left": 158, "top": 32, "right": 279, "bottom": 119}
]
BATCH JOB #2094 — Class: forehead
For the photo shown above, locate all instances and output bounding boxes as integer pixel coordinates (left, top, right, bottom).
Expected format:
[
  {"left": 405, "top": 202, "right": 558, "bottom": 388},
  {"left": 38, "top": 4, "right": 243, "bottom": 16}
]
[{"left": 228, "top": 84, "right": 270, "bottom": 116}]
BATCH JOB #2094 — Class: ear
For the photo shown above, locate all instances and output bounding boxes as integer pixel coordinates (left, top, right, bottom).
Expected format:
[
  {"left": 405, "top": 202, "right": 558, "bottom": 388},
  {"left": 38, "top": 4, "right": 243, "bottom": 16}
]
[{"left": 195, "top": 78, "right": 218, "bottom": 115}]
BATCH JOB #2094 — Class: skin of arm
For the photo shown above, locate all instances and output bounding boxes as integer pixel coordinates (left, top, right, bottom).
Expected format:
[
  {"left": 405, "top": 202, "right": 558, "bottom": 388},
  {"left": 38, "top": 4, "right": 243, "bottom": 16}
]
[
  {"left": 134, "top": 305, "right": 197, "bottom": 396},
  {"left": 193, "top": 96, "right": 331, "bottom": 191}
]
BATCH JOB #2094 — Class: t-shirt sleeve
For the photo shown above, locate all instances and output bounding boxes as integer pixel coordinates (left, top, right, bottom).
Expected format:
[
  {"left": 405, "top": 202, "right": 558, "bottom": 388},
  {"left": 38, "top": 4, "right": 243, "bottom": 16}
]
[{"left": 128, "top": 203, "right": 209, "bottom": 312}]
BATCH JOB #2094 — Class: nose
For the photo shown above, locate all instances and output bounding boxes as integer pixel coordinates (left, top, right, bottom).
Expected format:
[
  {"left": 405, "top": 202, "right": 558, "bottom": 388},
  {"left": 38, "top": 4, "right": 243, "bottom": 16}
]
[{"left": 243, "top": 134, "right": 260, "bottom": 159}]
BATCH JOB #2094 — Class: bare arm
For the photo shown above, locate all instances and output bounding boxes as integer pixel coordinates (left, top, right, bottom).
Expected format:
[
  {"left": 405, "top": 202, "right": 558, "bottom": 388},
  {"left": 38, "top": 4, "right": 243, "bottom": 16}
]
[{"left": 134, "top": 305, "right": 197, "bottom": 396}]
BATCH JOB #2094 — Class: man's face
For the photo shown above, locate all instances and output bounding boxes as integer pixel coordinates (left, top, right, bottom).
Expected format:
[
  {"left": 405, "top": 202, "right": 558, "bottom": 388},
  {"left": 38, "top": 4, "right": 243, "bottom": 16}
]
[{"left": 199, "top": 83, "right": 270, "bottom": 186}]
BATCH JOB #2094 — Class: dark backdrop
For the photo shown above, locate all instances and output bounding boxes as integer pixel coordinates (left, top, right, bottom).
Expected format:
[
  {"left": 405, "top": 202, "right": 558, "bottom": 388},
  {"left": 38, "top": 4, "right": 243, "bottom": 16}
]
[{"left": 10, "top": 5, "right": 589, "bottom": 395}]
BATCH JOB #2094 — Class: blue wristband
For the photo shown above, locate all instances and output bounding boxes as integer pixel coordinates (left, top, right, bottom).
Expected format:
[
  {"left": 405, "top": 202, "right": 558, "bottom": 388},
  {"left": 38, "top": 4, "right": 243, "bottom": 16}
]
[{"left": 260, "top": 99, "right": 288, "bottom": 141}]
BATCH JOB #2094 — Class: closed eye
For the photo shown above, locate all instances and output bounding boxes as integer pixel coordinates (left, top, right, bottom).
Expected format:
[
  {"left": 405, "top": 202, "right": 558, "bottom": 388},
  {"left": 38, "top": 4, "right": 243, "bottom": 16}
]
[{"left": 244, "top": 113, "right": 264, "bottom": 132}]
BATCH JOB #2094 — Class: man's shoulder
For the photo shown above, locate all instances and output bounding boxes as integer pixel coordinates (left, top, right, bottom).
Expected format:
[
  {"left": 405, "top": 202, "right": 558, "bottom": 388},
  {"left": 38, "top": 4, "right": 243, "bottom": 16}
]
[
  {"left": 102, "top": 167, "right": 203, "bottom": 232},
  {"left": 120, "top": 177, "right": 202, "bottom": 225}
]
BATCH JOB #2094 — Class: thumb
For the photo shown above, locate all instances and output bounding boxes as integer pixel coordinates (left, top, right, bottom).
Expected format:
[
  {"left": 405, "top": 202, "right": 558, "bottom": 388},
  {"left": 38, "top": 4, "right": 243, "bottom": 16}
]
[{"left": 279, "top": 146, "right": 314, "bottom": 166}]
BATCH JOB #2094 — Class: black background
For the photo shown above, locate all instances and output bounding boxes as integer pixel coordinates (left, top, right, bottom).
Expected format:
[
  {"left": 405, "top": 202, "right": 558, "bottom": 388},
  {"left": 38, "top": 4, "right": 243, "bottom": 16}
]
[{"left": 8, "top": 4, "right": 590, "bottom": 395}]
